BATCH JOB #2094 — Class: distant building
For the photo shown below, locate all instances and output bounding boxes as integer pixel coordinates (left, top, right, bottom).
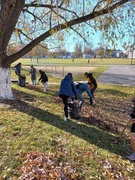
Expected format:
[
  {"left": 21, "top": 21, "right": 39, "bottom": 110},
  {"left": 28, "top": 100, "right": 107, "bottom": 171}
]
[
  {"left": 63, "top": 52, "right": 73, "bottom": 59},
  {"left": 128, "top": 50, "right": 135, "bottom": 58},
  {"left": 83, "top": 54, "right": 91, "bottom": 58},
  {"left": 111, "top": 50, "right": 122, "bottom": 58}
]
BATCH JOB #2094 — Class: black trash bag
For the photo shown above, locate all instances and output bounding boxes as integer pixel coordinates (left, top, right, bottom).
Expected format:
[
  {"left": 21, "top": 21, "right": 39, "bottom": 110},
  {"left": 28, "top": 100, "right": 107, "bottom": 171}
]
[
  {"left": 68, "top": 103, "right": 80, "bottom": 119},
  {"left": 19, "top": 75, "right": 26, "bottom": 87}
]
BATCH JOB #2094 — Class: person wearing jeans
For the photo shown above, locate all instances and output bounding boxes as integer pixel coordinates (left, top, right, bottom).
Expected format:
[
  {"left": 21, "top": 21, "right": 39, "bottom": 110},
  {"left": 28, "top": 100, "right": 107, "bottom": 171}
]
[
  {"left": 30, "top": 65, "right": 36, "bottom": 85},
  {"left": 76, "top": 83, "right": 95, "bottom": 112}
]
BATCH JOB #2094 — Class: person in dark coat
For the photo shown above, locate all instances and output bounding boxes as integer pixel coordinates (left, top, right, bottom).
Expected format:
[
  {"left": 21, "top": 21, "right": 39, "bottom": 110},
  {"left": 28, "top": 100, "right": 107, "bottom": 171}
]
[
  {"left": 14, "top": 62, "right": 21, "bottom": 76},
  {"left": 38, "top": 70, "right": 48, "bottom": 92},
  {"left": 30, "top": 65, "right": 36, "bottom": 85},
  {"left": 59, "top": 73, "right": 78, "bottom": 121},
  {"left": 14, "top": 62, "right": 26, "bottom": 86}
]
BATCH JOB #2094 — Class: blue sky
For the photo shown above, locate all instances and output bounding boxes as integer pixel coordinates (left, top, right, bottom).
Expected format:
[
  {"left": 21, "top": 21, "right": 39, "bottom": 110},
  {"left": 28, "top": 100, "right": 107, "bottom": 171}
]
[
  {"left": 62, "top": 31, "right": 125, "bottom": 52},
  {"left": 47, "top": 33, "right": 125, "bottom": 53},
  {"left": 15, "top": 0, "right": 134, "bottom": 53},
  {"left": 65, "top": 32, "right": 101, "bottom": 52}
]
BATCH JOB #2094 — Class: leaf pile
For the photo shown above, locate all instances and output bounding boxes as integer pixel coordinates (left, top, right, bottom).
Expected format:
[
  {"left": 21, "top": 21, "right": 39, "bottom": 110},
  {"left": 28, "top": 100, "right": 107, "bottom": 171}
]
[{"left": 18, "top": 149, "right": 84, "bottom": 180}]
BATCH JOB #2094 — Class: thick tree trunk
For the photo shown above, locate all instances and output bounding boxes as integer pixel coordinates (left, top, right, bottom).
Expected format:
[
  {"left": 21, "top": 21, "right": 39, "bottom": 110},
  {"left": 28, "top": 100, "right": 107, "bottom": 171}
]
[{"left": 0, "top": 67, "right": 14, "bottom": 100}]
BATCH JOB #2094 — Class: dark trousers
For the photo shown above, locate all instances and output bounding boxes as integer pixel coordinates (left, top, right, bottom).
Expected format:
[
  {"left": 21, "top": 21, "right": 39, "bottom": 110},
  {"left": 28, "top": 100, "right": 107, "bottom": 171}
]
[
  {"left": 131, "top": 103, "right": 135, "bottom": 119},
  {"left": 60, "top": 95, "right": 69, "bottom": 117},
  {"left": 90, "top": 88, "right": 96, "bottom": 105}
]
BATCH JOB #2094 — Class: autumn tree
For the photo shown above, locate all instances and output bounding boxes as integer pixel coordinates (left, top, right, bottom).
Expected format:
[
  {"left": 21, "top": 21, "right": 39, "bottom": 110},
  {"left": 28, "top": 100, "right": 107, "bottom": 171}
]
[
  {"left": 74, "top": 43, "right": 83, "bottom": 58},
  {"left": 96, "top": 47, "right": 105, "bottom": 58},
  {"left": 28, "top": 43, "right": 48, "bottom": 59},
  {"left": 55, "top": 47, "right": 67, "bottom": 58},
  {"left": 83, "top": 42, "right": 95, "bottom": 56},
  {"left": 0, "top": 0, "right": 134, "bottom": 99},
  {"left": 105, "top": 48, "right": 113, "bottom": 57}
]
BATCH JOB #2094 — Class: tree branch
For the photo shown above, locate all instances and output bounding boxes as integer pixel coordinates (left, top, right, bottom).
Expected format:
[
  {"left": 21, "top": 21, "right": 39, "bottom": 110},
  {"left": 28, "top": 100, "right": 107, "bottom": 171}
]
[{"left": 6, "top": 0, "right": 130, "bottom": 65}]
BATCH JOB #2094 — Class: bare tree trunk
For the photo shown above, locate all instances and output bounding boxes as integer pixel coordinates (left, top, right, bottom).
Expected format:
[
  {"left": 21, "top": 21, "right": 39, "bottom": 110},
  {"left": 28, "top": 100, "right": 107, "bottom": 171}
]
[{"left": 0, "top": 67, "right": 14, "bottom": 99}]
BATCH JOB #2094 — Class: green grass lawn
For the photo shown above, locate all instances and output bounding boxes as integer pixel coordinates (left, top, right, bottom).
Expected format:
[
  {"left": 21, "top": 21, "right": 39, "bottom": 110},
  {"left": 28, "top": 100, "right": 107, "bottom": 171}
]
[
  {"left": 0, "top": 67, "right": 135, "bottom": 179},
  {"left": 11, "top": 65, "right": 108, "bottom": 84},
  {"left": 11, "top": 57, "right": 135, "bottom": 67}
]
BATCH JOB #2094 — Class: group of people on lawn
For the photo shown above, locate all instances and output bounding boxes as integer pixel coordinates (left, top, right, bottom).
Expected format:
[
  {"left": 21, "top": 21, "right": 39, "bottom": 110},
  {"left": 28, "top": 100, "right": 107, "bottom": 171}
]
[
  {"left": 14, "top": 63, "right": 48, "bottom": 92},
  {"left": 15, "top": 62, "right": 135, "bottom": 161},
  {"left": 14, "top": 63, "right": 97, "bottom": 108},
  {"left": 59, "top": 72, "right": 97, "bottom": 121},
  {"left": 59, "top": 71, "right": 135, "bottom": 162}
]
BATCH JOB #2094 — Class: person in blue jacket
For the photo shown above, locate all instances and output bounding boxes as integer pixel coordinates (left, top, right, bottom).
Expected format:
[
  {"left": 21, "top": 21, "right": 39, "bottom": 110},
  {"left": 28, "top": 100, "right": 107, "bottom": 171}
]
[
  {"left": 14, "top": 62, "right": 25, "bottom": 86},
  {"left": 14, "top": 62, "right": 21, "bottom": 76},
  {"left": 75, "top": 83, "right": 96, "bottom": 113},
  {"left": 59, "top": 73, "right": 78, "bottom": 122}
]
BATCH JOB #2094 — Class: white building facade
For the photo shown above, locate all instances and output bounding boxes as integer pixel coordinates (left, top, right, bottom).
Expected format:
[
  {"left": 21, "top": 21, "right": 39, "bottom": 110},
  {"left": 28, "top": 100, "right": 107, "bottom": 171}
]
[{"left": 128, "top": 50, "right": 135, "bottom": 58}]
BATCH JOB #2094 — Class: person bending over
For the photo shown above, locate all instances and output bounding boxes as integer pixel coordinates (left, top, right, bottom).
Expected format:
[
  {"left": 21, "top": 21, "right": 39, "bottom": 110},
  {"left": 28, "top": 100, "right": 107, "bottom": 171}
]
[{"left": 75, "top": 82, "right": 95, "bottom": 113}]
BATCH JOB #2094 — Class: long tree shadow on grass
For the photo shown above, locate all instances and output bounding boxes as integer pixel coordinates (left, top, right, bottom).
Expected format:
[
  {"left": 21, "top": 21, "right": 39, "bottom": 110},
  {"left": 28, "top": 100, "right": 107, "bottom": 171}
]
[
  {"left": 2, "top": 88, "right": 131, "bottom": 160},
  {"left": 13, "top": 85, "right": 132, "bottom": 136},
  {"left": 24, "top": 83, "right": 59, "bottom": 96}
]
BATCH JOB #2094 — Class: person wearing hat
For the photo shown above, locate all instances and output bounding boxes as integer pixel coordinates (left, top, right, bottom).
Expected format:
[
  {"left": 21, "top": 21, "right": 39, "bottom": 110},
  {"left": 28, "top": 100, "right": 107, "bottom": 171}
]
[
  {"left": 59, "top": 73, "right": 78, "bottom": 122},
  {"left": 38, "top": 70, "right": 48, "bottom": 92}
]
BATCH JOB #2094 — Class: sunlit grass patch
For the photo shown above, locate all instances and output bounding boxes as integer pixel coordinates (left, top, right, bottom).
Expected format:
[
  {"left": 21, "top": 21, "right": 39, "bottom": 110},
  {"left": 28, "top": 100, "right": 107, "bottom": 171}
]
[{"left": 0, "top": 69, "right": 135, "bottom": 179}]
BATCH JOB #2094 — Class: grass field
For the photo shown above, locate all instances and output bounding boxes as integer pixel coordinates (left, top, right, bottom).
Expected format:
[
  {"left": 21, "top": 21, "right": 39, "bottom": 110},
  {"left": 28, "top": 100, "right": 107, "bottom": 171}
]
[
  {"left": 11, "top": 57, "right": 135, "bottom": 67},
  {"left": 1, "top": 66, "right": 135, "bottom": 179}
]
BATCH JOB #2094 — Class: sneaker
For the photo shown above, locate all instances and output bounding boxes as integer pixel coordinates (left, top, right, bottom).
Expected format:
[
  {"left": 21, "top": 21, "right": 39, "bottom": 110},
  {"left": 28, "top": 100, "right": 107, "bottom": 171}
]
[
  {"left": 127, "top": 152, "right": 135, "bottom": 161},
  {"left": 64, "top": 117, "right": 69, "bottom": 122},
  {"left": 93, "top": 99, "right": 96, "bottom": 104}
]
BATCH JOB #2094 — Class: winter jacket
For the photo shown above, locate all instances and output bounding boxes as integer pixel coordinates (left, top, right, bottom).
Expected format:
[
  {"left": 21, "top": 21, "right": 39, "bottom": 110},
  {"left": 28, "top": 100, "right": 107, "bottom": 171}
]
[
  {"left": 76, "top": 83, "right": 93, "bottom": 99},
  {"left": 30, "top": 67, "right": 36, "bottom": 80},
  {"left": 14, "top": 64, "right": 21, "bottom": 75},
  {"left": 39, "top": 71, "right": 48, "bottom": 83},
  {"left": 59, "top": 74, "right": 78, "bottom": 99},
  {"left": 87, "top": 73, "right": 97, "bottom": 89}
]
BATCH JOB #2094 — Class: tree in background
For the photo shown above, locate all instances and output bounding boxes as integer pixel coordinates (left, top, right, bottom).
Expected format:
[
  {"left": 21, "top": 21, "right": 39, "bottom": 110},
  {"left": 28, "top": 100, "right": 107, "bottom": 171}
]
[
  {"left": 28, "top": 43, "right": 48, "bottom": 60},
  {"left": 55, "top": 47, "right": 67, "bottom": 58},
  {"left": 105, "top": 48, "right": 114, "bottom": 58},
  {"left": 83, "top": 42, "right": 95, "bottom": 57},
  {"left": 96, "top": 47, "right": 105, "bottom": 58},
  {"left": 74, "top": 44, "right": 83, "bottom": 58},
  {"left": 0, "top": 0, "right": 134, "bottom": 99}
]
